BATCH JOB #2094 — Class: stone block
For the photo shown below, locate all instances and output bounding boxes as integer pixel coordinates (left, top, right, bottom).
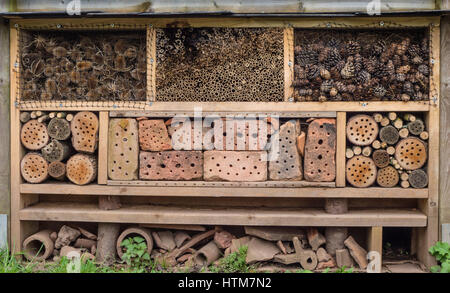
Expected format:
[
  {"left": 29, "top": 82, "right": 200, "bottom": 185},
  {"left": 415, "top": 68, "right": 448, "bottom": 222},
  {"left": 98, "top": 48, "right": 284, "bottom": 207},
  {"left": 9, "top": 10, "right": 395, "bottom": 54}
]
[
  {"left": 269, "top": 120, "right": 303, "bottom": 180},
  {"left": 167, "top": 118, "right": 213, "bottom": 150},
  {"left": 138, "top": 119, "right": 172, "bottom": 151},
  {"left": 203, "top": 151, "right": 267, "bottom": 181},
  {"left": 108, "top": 119, "right": 139, "bottom": 180},
  {"left": 139, "top": 151, "right": 203, "bottom": 180},
  {"left": 304, "top": 118, "right": 336, "bottom": 182}
]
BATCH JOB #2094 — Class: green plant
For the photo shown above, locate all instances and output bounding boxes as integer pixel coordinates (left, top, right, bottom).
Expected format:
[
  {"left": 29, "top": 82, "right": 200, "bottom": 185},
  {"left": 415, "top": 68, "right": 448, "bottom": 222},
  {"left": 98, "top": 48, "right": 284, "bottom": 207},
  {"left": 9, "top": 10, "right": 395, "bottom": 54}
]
[
  {"left": 334, "top": 266, "right": 354, "bottom": 273},
  {"left": 209, "top": 245, "right": 254, "bottom": 273},
  {"left": 429, "top": 241, "right": 450, "bottom": 273},
  {"left": 0, "top": 247, "right": 35, "bottom": 273},
  {"left": 120, "top": 236, "right": 151, "bottom": 271}
]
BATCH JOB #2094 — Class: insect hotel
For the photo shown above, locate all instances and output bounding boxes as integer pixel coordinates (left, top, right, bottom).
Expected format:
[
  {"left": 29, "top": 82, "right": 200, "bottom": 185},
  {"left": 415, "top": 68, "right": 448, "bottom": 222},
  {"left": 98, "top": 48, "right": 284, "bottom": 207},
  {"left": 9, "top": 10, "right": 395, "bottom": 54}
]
[{"left": 1, "top": 1, "right": 447, "bottom": 272}]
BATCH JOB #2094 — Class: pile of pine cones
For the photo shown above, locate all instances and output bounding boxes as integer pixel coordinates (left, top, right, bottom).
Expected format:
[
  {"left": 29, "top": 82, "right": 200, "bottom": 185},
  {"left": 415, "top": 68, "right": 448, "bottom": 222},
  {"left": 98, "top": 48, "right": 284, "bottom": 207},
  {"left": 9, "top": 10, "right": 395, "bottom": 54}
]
[
  {"left": 293, "top": 29, "right": 430, "bottom": 101},
  {"left": 20, "top": 30, "right": 147, "bottom": 102}
]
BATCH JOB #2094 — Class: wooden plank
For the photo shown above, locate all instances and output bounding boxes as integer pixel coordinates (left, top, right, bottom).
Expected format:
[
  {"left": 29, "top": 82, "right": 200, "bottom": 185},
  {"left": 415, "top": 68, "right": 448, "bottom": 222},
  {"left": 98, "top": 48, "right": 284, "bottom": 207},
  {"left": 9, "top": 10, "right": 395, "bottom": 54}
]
[
  {"left": 19, "top": 202, "right": 427, "bottom": 227},
  {"left": 97, "top": 112, "right": 108, "bottom": 185},
  {"left": 19, "top": 101, "right": 430, "bottom": 112},
  {"left": 336, "top": 112, "right": 346, "bottom": 187},
  {"left": 110, "top": 110, "right": 336, "bottom": 118},
  {"left": 139, "top": 223, "right": 206, "bottom": 231},
  {"left": 147, "top": 26, "right": 156, "bottom": 102},
  {"left": 10, "top": 16, "right": 439, "bottom": 29},
  {"left": 367, "top": 226, "right": 383, "bottom": 256},
  {"left": 19, "top": 183, "right": 428, "bottom": 198},
  {"left": 107, "top": 180, "right": 335, "bottom": 188},
  {"left": 417, "top": 24, "right": 440, "bottom": 268},
  {"left": 284, "top": 27, "right": 294, "bottom": 102}
]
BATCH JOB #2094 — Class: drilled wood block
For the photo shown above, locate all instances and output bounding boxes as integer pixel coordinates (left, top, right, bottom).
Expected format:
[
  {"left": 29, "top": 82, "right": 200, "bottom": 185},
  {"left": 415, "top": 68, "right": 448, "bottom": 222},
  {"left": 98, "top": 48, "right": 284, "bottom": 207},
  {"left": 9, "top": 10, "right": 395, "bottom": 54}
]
[
  {"left": 66, "top": 153, "right": 97, "bottom": 185},
  {"left": 346, "top": 155, "right": 377, "bottom": 188},
  {"left": 395, "top": 137, "right": 427, "bottom": 170},
  {"left": 346, "top": 115, "right": 379, "bottom": 146},
  {"left": 108, "top": 119, "right": 139, "bottom": 180},
  {"left": 372, "top": 149, "right": 390, "bottom": 168},
  {"left": 139, "top": 119, "right": 172, "bottom": 151},
  {"left": 269, "top": 121, "right": 302, "bottom": 180},
  {"left": 21, "top": 152, "right": 49, "bottom": 183},
  {"left": 213, "top": 118, "right": 269, "bottom": 151},
  {"left": 167, "top": 118, "right": 213, "bottom": 150},
  {"left": 71, "top": 112, "right": 99, "bottom": 154},
  {"left": 204, "top": 151, "right": 267, "bottom": 181},
  {"left": 139, "top": 151, "right": 203, "bottom": 180},
  {"left": 304, "top": 119, "right": 336, "bottom": 182},
  {"left": 376, "top": 166, "right": 399, "bottom": 188},
  {"left": 21, "top": 120, "right": 49, "bottom": 150}
]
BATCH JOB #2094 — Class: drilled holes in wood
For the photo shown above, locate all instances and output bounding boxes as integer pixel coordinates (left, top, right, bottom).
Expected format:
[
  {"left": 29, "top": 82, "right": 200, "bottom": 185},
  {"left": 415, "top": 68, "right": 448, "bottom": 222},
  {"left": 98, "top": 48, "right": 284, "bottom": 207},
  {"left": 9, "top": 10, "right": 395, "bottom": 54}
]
[
  {"left": 394, "top": 137, "right": 427, "bottom": 170},
  {"left": 376, "top": 165, "right": 399, "bottom": 188},
  {"left": 66, "top": 153, "right": 98, "bottom": 185},
  {"left": 346, "top": 114, "right": 379, "bottom": 146},
  {"left": 345, "top": 155, "right": 377, "bottom": 188},
  {"left": 20, "top": 120, "right": 49, "bottom": 150},
  {"left": 372, "top": 149, "right": 390, "bottom": 168},
  {"left": 71, "top": 112, "right": 99, "bottom": 153},
  {"left": 20, "top": 152, "right": 49, "bottom": 183}
]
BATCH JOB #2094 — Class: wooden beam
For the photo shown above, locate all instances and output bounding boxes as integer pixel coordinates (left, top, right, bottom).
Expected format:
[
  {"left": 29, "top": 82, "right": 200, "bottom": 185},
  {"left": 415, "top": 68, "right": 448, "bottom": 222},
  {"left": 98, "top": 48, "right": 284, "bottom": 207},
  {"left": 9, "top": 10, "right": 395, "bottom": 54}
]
[
  {"left": 367, "top": 226, "right": 383, "bottom": 256},
  {"left": 19, "top": 202, "right": 427, "bottom": 227},
  {"left": 147, "top": 26, "right": 156, "bottom": 102},
  {"left": 97, "top": 112, "right": 108, "bottom": 185},
  {"left": 284, "top": 27, "right": 294, "bottom": 102},
  {"left": 336, "top": 112, "right": 346, "bottom": 187},
  {"left": 19, "top": 183, "right": 428, "bottom": 198}
]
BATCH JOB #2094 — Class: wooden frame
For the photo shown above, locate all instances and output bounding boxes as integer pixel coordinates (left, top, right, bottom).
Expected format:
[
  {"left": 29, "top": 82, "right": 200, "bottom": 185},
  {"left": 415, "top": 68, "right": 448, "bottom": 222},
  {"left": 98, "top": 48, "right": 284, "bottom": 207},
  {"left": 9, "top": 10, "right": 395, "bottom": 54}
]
[{"left": 9, "top": 16, "right": 440, "bottom": 269}]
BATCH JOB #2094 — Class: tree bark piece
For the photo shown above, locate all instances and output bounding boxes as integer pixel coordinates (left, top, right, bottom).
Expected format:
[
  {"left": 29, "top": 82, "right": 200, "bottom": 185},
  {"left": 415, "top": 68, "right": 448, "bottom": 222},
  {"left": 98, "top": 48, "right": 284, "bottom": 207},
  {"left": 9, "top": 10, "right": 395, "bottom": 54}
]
[
  {"left": 269, "top": 121, "right": 303, "bottom": 180},
  {"left": 47, "top": 117, "right": 71, "bottom": 140},
  {"left": 296, "top": 131, "right": 306, "bottom": 157},
  {"left": 372, "top": 149, "right": 390, "bottom": 168},
  {"left": 116, "top": 227, "right": 153, "bottom": 259},
  {"left": 21, "top": 120, "right": 50, "bottom": 150},
  {"left": 325, "top": 198, "right": 348, "bottom": 214},
  {"left": 246, "top": 237, "right": 280, "bottom": 264},
  {"left": 97, "top": 223, "right": 120, "bottom": 266},
  {"left": 55, "top": 225, "right": 81, "bottom": 249},
  {"left": 23, "top": 230, "right": 55, "bottom": 261},
  {"left": 66, "top": 153, "right": 97, "bottom": 185},
  {"left": 379, "top": 125, "right": 400, "bottom": 145},
  {"left": 21, "top": 152, "right": 49, "bottom": 183},
  {"left": 194, "top": 241, "right": 222, "bottom": 267},
  {"left": 41, "top": 139, "right": 71, "bottom": 162},
  {"left": 408, "top": 169, "right": 428, "bottom": 188},
  {"left": 71, "top": 111, "right": 99, "bottom": 153},
  {"left": 99, "top": 195, "right": 122, "bottom": 210},
  {"left": 335, "top": 249, "right": 354, "bottom": 268},
  {"left": 244, "top": 226, "right": 306, "bottom": 242},
  {"left": 346, "top": 115, "right": 379, "bottom": 146},
  {"left": 307, "top": 228, "right": 326, "bottom": 251},
  {"left": 304, "top": 118, "right": 336, "bottom": 182},
  {"left": 108, "top": 118, "right": 139, "bottom": 180},
  {"left": 325, "top": 227, "right": 348, "bottom": 256},
  {"left": 344, "top": 236, "right": 368, "bottom": 269},
  {"left": 48, "top": 161, "right": 66, "bottom": 181}
]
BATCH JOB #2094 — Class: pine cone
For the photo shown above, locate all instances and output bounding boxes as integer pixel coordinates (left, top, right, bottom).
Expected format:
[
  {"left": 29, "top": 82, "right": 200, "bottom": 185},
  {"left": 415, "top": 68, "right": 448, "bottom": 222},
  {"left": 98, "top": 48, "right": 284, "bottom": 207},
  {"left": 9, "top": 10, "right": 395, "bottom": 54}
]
[
  {"left": 320, "top": 80, "right": 333, "bottom": 93},
  {"left": 395, "top": 73, "right": 406, "bottom": 82},
  {"left": 323, "top": 48, "right": 341, "bottom": 69},
  {"left": 408, "top": 44, "right": 421, "bottom": 57},
  {"left": 386, "top": 60, "right": 395, "bottom": 76},
  {"left": 373, "top": 39, "right": 387, "bottom": 55},
  {"left": 363, "top": 57, "right": 377, "bottom": 74},
  {"left": 306, "top": 65, "right": 320, "bottom": 80},
  {"left": 294, "top": 65, "right": 307, "bottom": 79},
  {"left": 403, "top": 81, "right": 414, "bottom": 95},
  {"left": 346, "top": 40, "right": 361, "bottom": 55},
  {"left": 296, "top": 49, "right": 318, "bottom": 66},
  {"left": 418, "top": 64, "right": 429, "bottom": 76},
  {"left": 334, "top": 81, "right": 346, "bottom": 93},
  {"left": 354, "top": 54, "right": 363, "bottom": 73},
  {"left": 327, "top": 37, "right": 340, "bottom": 48},
  {"left": 318, "top": 47, "right": 331, "bottom": 63},
  {"left": 293, "top": 79, "right": 309, "bottom": 87},
  {"left": 373, "top": 85, "right": 386, "bottom": 98},
  {"left": 412, "top": 56, "right": 423, "bottom": 65},
  {"left": 392, "top": 55, "right": 401, "bottom": 67},
  {"left": 341, "top": 58, "right": 355, "bottom": 79},
  {"left": 356, "top": 70, "right": 371, "bottom": 85}
]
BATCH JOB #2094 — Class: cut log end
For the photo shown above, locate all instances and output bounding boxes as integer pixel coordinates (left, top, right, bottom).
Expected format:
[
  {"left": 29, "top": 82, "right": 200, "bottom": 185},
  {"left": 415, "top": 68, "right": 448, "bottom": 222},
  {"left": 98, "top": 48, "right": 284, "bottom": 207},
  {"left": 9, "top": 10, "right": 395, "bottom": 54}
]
[
  {"left": 66, "top": 153, "right": 97, "bottom": 185},
  {"left": 408, "top": 169, "right": 428, "bottom": 188},
  {"left": 48, "top": 161, "right": 66, "bottom": 181},
  {"left": 48, "top": 117, "right": 71, "bottom": 140},
  {"left": 21, "top": 120, "right": 50, "bottom": 151},
  {"left": 71, "top": 112, "right": 99, "bottom": 153},
  {"left": 21, "top": 152, "right": 49, "bottom": 183}
]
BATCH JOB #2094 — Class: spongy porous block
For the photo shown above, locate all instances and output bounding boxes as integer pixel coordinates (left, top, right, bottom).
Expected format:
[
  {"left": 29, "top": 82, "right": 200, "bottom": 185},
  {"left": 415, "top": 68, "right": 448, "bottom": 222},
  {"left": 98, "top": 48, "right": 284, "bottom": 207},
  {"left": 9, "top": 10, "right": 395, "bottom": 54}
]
[
  {"left": 139, "top": 151, "right": 203, "bottom": 180},
  {"left": 304, "top": 119, "right": 336, "bottom": 182},
  {"left": 138, "top": 119, "right": 172, "bottom": 151}
]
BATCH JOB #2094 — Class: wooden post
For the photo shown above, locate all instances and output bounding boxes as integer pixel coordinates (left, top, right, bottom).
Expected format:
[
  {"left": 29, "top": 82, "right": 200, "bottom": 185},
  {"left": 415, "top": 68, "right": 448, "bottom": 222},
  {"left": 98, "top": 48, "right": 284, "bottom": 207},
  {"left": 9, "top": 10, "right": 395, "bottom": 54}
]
[
  {"left": 97, "top": 112, "right": 108, "bottom": 185},
  {"left": 96, "top": 223, "right": 120, "bottom": 266},
  {"left": 147, "top": 26, "right": 156, "bottom": 102},
  {"left": 367, "top": 226, "right": 383, "bottom": 261},
  {"left": 284, "top": 27, "right": 294, "bottom": 102},
  {"left": 336, "top": 112, "right": 346, "bottom": 187}
]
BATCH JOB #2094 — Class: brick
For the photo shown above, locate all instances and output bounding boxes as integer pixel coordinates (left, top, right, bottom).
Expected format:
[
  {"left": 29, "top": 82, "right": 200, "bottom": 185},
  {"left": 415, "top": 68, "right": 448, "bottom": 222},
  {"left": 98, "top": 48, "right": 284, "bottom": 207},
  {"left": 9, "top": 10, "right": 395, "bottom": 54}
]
[
  {"left": 108, "top": 118, "right": 139, "bottom": 180},
  {"left": 269, "top": 120, "right": 303, "bottom": 180},
  {"left": 304, "top": 118, "right": 336, "bottom": 182},
  {"left": 213, "top": 118, "right": 270, "bottom": 151},
  {"left": 138, "top": 119, "right": 172, "bottom": 151},
  {"left": 203, "top": 151, "right": 267, "bottom": 181},
  {"left": 139, "top": 151, "right": 203, "bottom": 180},
  {"left": 167, "top": 118, "right": 213, "bottom": 150}
]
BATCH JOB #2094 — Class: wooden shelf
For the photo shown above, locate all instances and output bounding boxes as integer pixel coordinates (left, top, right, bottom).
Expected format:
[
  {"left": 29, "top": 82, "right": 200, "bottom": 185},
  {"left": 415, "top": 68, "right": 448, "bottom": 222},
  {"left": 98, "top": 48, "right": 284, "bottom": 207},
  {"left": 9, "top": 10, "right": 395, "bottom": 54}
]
[
  {"left": 20, "top": 183, "right": 428, "bottom": 198},
  {"left": 19, "top": 202, "right": 427, "bottom": 227},
  {"left": 107, "top": 180, "right": 336, "bottom": 188},
  {"left": 17, "top": 101, "right": 430, "bottom": 112}
]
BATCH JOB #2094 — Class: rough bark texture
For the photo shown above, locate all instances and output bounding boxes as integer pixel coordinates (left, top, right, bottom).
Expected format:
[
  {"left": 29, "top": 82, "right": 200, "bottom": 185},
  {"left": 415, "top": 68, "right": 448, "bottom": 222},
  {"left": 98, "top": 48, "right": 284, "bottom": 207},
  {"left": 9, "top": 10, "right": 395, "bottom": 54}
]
[{"left": 96, "top": 223, "right": 120, "bottom": 266}]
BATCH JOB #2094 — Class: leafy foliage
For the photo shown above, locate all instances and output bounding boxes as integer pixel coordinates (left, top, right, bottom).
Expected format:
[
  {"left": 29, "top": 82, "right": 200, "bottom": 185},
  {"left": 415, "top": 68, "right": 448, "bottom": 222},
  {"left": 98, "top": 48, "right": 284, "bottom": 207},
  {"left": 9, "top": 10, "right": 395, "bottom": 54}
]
[
  {"left": 209, "top": 245, "right": 254, "bottom": 273},
  {"left": 429, "top": 241, "right": 450, "bottom": 273},
  {"left": 0, "top": 247, "right": 35, "bottom": 273},
  {"left": 120, "top": 236, "right": 151, "bottom": 271}
]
